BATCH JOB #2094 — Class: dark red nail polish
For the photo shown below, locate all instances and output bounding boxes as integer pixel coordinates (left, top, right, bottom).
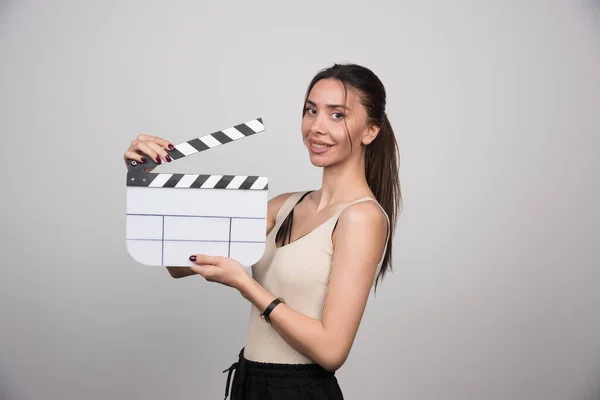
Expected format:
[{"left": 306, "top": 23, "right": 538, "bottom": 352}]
[
  {"left": 189, "top": 255, "right": 196, "bottom": 261},
  {"left": 156, "top": 157, "right": 161, "bottom": 164},
  {"left": 168, "top": 144, "right": 174, "bottom": 150},
  {"left": 166, "top": 155, "right": 172, "bottom": 162},
  {"left": 141, "top": 157, "right": 147, "bottom": 163}
]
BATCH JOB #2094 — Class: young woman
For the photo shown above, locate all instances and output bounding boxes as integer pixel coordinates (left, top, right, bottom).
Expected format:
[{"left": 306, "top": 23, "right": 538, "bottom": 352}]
[{"left": 123, "top": 63, "right": 402, "bottom": 399}]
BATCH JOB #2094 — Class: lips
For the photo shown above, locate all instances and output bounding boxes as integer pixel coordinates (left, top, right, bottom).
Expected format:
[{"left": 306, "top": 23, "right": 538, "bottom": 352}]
[
  {"left": 309, "top": 138, "right": 333, "bottom": 146},
  {"left": 308, "top": 139, "right": 333, "bottom": 154}
]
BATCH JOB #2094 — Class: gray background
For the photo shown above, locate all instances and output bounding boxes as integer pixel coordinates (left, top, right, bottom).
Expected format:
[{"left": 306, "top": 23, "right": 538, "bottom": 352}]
[{"left": 1, "top": 1, "right": 599, "bottom": 399}]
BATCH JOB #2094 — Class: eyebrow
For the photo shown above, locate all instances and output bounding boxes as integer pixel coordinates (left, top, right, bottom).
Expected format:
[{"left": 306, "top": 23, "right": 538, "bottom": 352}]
[{"left": 306, "top": 99, "right": 350, "bottom": 110}]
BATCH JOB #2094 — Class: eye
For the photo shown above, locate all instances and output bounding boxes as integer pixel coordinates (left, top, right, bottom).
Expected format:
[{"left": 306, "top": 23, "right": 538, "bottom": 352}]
[
  {"left": 332, "top": 112, "right": 345, "bottom": 120},
  {"left": 305, "top": 107, "right": 317, "bottom": 115}
]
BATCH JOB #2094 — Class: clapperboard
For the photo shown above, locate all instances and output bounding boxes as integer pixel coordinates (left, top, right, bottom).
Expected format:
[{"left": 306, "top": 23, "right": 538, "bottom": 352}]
[{"left": 125, "top": 118, "right": 268, "bottom": 268}]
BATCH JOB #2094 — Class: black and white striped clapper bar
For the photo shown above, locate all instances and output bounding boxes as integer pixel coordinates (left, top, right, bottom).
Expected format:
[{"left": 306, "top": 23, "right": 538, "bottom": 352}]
[{"left": 125, "top": 117, "right": 268, "bottom": 268}]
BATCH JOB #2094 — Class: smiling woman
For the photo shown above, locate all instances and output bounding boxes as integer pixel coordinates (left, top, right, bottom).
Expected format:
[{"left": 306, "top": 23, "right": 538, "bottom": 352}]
[{"left": 123, "top": 63, "right": 402, "bottom": 399}]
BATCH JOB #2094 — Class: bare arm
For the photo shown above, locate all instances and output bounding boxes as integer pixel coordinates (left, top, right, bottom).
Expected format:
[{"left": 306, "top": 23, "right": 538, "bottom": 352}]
[
  {"left": 237, "top": 201, "right": 388, "bottom": 371},
  {"left": 167, "top": 191, "right": 294, "bottom": 279}
]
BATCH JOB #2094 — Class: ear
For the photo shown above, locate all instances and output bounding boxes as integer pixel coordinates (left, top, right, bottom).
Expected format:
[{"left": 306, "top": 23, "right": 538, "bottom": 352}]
[{"left": 362, "top": 123, "right": 380, "bottom": 145}]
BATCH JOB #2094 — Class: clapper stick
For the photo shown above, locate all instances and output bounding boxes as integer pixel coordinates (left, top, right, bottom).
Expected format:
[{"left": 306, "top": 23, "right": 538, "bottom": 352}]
[{"left": 125, "top": 118, "right": 269, "bottom": 268}]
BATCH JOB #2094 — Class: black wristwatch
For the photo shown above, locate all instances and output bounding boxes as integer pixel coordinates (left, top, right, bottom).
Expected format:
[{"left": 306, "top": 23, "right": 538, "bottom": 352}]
[{"left": 260, "top": 297, "right": 284, "bottom": 323}]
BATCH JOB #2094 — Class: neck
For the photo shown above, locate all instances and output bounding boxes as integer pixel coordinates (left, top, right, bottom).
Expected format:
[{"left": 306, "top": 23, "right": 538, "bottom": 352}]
[{"left": 315, "top": 154, "right": 368, "bottom": 212}]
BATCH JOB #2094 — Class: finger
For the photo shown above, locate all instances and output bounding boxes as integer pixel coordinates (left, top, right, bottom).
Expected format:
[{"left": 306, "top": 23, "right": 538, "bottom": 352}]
[
  {"left": 137, "top": 134, "right": 175, "bottom": 152},
  {"left": 134, "top": 141, "right": 162, "bottom": 164},
  {"left": 145, "top": 140, "right": 173, "bottom": 163},
  {"left": 189, "top": 254, "right": 223, "bottom": 266},
  {"left": 123, "top": 150, "right": 148, "bottom": 164}
]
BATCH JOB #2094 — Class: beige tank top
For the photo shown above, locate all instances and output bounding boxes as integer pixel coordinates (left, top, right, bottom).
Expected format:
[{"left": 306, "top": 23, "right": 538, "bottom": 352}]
[{"left": 243, "top": 190, "right": 390, "bottom": 364}]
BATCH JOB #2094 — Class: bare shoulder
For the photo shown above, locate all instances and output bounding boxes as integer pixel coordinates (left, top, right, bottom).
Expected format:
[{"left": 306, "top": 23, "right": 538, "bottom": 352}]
[
  {"left": 339, "top": 199, "right": 387, "bottom": 229},
  {"left": 265, "top": 191, "right": 297, "bottom": 235},
  {"left": 333, "top": 199, "right": 388, "bottom": 251}
]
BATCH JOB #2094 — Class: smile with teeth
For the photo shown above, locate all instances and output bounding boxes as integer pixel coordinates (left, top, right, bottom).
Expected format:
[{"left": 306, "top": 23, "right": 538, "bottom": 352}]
[{"left": 312, "top": 143, "right": 332, "bottom": 148}]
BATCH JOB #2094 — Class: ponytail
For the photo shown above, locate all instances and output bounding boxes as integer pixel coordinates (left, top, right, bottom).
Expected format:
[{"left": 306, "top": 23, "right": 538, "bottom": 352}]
[{"left": 365, "top": 114, "right": 402, "bottom": 293}]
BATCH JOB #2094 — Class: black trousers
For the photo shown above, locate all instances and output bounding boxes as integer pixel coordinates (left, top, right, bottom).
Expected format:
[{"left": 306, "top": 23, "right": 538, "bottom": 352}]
[{"left": 223, "top": 348, "right": 344, "bottom": 400}]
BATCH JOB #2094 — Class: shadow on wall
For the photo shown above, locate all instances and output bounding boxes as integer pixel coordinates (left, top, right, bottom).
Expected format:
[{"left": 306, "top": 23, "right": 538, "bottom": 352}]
[
  {"left": 581, "top": 377, "right": 600, "bottom": 400},
  {"left": 0, "top": 383, "right": 13, "bottom": 400},
  {"left": 587, "top": 0, "right": 600, "bottom": 24},
  {"left": 586, "top": 388, "right": 600, "bottom": 400},
  {"left": 0, "top": 0, "right": 11, "bottom": 15},
  {"left": 0, "top": 0, "right": 15, "bottom": 29},
  {"left": 0, "top": 375, "right": 19, "bottom": 400}
]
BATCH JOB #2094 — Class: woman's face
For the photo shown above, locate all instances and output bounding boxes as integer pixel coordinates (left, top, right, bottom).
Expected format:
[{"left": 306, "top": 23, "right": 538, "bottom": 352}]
[{"left": 301, "top": 78, "right": 378, "bottom": 168}]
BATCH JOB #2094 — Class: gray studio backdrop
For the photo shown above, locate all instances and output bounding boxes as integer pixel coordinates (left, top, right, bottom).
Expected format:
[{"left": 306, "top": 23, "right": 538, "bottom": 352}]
[{"left": 1, "top": 1, "right": 600, "bottom": 399}]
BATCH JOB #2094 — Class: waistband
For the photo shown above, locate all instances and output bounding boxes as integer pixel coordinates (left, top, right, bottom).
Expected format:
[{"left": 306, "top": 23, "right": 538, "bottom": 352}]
[{"left": 222, "top": 347, "right": 334, "bottom": 399}]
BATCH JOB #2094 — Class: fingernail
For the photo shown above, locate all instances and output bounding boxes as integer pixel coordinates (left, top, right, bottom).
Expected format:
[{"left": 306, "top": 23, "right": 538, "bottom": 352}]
[
  {"left": 166, "top": 155, "right": 172, "bottom": 162},
  {"left": 141, "top": 157, "right": 147, "bottom": 163},
  {"left": 156, "top": 157, "right": 161, "bottom": 164},
  {"left": 168, "top": 144, "right": 174, "bottom": 150},
  {"left": 189, "top": 255, "right": 196, "bottom": 261}
]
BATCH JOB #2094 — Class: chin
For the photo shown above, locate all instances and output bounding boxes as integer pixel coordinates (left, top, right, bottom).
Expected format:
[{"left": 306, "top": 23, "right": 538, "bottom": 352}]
[{"left": 308, "top": 155, "right": 332, "bottom": 168}]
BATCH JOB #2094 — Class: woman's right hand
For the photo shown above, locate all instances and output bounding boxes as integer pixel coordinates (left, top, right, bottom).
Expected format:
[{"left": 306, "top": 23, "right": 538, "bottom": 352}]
[{"left": 124, "top": 133, "right": 175, "bottom": 171}]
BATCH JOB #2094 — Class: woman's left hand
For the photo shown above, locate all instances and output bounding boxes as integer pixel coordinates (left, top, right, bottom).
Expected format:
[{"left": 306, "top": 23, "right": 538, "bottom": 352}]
[{"left": 189, "top": 254, "right": 250, "bottom": 290}]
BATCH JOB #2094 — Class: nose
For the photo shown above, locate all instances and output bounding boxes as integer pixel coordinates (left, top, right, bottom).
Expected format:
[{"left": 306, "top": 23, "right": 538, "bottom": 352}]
[{"left": 309, "top": 113, "right": 327, "bottom": 135}]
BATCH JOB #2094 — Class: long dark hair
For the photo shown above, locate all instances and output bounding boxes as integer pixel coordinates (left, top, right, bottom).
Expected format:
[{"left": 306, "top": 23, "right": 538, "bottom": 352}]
[{"left": 302, "top": 63, "right": 402, "bottom": 292}]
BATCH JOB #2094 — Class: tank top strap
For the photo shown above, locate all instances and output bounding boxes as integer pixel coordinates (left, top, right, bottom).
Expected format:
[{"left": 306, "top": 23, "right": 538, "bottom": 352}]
[
  {"left": 333, "top": 197, "right": 388, "bottom": 220},
  {"left": 273, "top": 190, "right": 313, "bottom": 229}
]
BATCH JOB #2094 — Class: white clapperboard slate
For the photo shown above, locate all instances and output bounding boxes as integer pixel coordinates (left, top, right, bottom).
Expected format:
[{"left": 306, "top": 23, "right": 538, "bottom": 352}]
[{"left": 125, "top": 118, "right": 268, "bottom": 268}]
